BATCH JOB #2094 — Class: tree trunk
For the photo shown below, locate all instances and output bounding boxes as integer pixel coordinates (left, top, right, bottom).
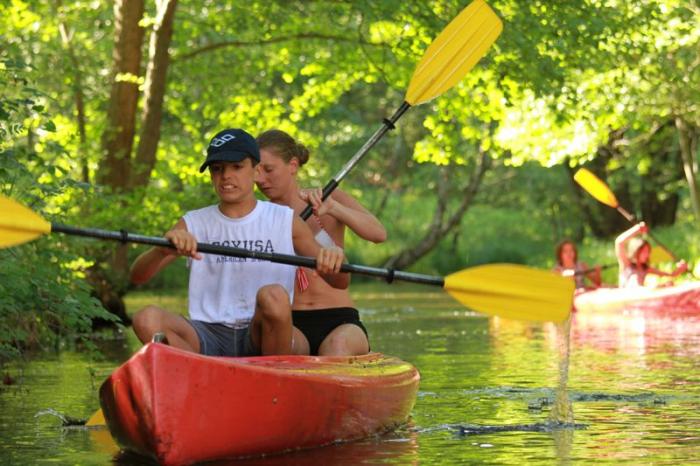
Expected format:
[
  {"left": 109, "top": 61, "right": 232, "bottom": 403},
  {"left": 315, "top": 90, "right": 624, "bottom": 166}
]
[
  {"left": 634, "top": 119, "right": 683, "bottom": 227},
  {"left": 384, "top": 149, "right": 490, "bottom": 270},
  {"left": 639, "top": 143, "right": 682, "bottom": 227},
  {"left": 89, "top": 0, "right": 145, "bottom": 324},
  {"left": 676, "top": 117, "right": 700, "bottom": 223},
  {"left": 131, "top": 0, "right": 178, "bottom": 188},
  {"left": 97, "top": 0, "right": 145, "bottom": 189}
]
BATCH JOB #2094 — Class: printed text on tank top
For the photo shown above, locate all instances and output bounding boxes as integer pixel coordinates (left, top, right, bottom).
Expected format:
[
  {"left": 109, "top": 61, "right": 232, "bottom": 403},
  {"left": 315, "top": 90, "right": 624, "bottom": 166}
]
[{"left": 183, "top": 201, "right": 296, "bottom": 324}]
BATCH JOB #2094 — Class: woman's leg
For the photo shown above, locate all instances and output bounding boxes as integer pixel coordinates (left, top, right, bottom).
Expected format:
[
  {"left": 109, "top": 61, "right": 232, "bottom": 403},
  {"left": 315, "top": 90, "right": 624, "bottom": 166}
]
[{"left": 317, "top": 324, "right": 369, "bottom": 356}]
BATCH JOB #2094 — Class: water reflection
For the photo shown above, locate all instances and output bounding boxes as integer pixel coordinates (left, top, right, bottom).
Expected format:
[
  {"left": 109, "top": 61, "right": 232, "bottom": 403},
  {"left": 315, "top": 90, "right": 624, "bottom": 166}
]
[
  {"left": 193, "top": 429, "right": 417, "bottom": 466},
  {"left": 106, "top": 428, "right": 418, "bottom": 465},
  {"left": 1, "top": 284, "right": 699, "bottom": 464},
  {"left": 572, "top": 310, "right": 700, "bottom": 356}
]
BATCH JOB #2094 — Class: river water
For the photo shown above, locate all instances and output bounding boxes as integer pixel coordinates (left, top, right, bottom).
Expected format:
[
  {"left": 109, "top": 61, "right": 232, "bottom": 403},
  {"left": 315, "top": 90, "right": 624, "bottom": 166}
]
[{"left": 1, "top": 283, "right": 699, "bottom": 464}]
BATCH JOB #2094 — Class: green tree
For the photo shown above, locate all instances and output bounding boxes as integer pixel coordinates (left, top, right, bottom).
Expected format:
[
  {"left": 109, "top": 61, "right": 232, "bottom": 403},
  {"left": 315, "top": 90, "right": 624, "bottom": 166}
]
[{"left": 0, "top": 52, "right": 116, "bottom": 361}]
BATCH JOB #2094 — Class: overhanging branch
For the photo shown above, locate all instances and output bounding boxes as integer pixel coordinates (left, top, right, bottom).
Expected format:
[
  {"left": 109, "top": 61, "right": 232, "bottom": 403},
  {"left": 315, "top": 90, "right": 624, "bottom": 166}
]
[{"left": 176, "top": 32, "right": 389, "bottom": 61}]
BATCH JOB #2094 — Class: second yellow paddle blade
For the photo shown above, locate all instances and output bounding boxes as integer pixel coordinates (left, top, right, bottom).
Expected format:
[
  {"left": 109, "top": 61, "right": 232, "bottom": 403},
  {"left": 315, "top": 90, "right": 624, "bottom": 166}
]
[
  {"left": 573, "top": 168, "right": 619, "bottom": 209},
  {"left": 444, "top": 264, "right": 574, "bottom": 323},
  {"left": 85, "top": 408, "right": 106, "bottom": 427},
  {"left": 405, "top": 0, "right": 503, "bottom": 105},
  {"left": 0, "top": 195, "right": 52, "bottom": 248},
  {"left": 650, "top": 244, "right": 675, "bottom": 264}
]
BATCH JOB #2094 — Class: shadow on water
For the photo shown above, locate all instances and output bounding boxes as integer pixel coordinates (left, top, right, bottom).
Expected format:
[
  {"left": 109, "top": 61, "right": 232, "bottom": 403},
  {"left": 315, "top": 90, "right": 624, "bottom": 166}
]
[
  {"left": 528, "top": 391, "right": 669, "bottom": 410},
  {"left": 111, "top": 428, "right": 420, "bottom": 466},
  {"left": 421, "top": 421, "right": 586, "bottom": 436}
]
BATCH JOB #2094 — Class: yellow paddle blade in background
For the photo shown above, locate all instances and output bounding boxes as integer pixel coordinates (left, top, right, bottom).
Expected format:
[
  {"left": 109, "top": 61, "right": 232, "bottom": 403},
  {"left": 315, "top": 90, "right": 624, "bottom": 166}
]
[
  {"left": 444, "top": 264, "right": 574, "bottom": 323},
  {"left": 650, "top": 244, "right": 675, "bottom": 264},
  {"left": 0, "top": 194, "right": 51, "bottom": 247},
  {"left": 405, "top": 0, "right": 503, "bottom": 105},
  {"left": 573, "top": 170, "right": 678, "bottom": 265},
  {"left": 573, "top": 168, "right": 619, "bottom": 209}
]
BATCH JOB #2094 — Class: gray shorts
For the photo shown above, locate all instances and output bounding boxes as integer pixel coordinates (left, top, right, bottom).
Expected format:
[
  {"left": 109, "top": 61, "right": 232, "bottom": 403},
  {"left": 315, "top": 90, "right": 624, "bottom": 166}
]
[{"left": 188, "top": 320, "right": 260, "bottom": 357}]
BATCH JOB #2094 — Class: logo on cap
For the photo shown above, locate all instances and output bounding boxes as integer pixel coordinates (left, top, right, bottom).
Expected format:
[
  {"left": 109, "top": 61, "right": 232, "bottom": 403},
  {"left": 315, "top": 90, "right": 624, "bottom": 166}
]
[{"left": 209, "top": 133, "right": 236, "bottom": 148}]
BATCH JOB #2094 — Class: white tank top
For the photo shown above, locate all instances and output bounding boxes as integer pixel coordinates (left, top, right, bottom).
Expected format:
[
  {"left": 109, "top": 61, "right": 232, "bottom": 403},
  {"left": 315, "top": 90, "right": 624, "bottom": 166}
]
[{"left": 183, "top": 201, "right": 296, "bottom": 325}]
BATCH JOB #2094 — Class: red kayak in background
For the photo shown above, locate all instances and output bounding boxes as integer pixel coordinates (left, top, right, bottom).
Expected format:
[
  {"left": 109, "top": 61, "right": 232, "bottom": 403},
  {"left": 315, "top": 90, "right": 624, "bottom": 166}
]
[
  {"left": 99, "top": 343, "right": 420, "bottom": 465},
  {"left": 574, "top": 282, "right": 700, "bottom": 316}
]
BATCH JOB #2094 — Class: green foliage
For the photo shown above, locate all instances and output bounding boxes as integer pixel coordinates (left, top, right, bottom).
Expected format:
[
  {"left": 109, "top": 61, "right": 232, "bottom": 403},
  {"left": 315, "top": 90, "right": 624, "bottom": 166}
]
[
  {"left": 0, "top": 52, "right": 116, "bottom": 362},
  {"left": 0, "top": 240, "right": 116, "bottom": 362},
  {"left": 1, "top": 0, "right": 698, "bottom": 332}
]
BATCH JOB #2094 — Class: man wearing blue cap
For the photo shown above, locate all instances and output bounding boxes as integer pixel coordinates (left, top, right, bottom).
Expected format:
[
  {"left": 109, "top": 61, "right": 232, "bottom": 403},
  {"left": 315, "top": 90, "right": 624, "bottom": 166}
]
[{"left": 129, "top": 128, "right": 349, "bottom": 356}]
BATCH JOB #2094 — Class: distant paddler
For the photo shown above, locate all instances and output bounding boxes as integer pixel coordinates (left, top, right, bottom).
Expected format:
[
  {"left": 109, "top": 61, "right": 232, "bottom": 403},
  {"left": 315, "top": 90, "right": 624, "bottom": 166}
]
[
  {"left": 615, "top": 222, "right": 687, "bottom": 288},
  {"left": 553, "top": 239, "right": 602, "bottom": 291}
]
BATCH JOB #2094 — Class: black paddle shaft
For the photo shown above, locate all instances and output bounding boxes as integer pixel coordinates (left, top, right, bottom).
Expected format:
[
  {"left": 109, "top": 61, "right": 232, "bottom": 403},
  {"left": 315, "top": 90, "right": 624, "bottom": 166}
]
[
  {"left": 51, "top": 222, "right": 444, "bottom": 286},
  {"left": 300, "top": 101, "right": 412, "bottom": 220},
  {"left": 573, "top": 264, "right": 615, "bottom": 276}
]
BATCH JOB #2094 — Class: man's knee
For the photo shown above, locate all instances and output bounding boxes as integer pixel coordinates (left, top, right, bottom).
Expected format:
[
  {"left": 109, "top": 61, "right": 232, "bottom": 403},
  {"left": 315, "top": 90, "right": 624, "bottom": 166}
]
[{"left": 256, "top": 285, "right": 290, "bottom": 322}]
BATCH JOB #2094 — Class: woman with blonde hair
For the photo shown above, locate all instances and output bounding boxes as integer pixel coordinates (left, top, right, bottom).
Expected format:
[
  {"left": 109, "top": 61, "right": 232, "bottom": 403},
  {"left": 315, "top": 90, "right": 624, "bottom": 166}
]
[
  {"left": 255, "top": 129, "right": 386, "bottom": 356},
  {"left": 615, "top": 222, "right": 687, "bottom": 287}
]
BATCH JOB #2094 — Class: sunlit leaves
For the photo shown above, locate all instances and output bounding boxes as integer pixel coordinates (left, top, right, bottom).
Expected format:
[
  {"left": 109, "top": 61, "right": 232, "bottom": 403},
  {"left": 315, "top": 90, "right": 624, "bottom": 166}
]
[{"left": 495, "top": 90, "right": 600, "bottom": 166}]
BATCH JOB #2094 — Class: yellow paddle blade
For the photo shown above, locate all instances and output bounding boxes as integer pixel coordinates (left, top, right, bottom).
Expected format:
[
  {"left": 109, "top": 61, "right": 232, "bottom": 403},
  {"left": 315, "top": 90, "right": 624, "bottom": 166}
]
[
  {"left": 0, "top": 195, "right": 52, "bottom": 248},
  {"left": 85, "top": 409, "right": 106, "bottom": 427},
  {"left": 405, "top": 0, "right": 503, "bottom": 105},
  {"left": 444, "top": 264, "right": 574, "bottom": 323},
  {"left": 573, "top": 168, "right": 620, "bottom": 209},
  {"left": 89, "top": 427, "right": 119, "bottom": 454},
  {"left": 650, "top": 244, "right": 675, "bottom": 264}
]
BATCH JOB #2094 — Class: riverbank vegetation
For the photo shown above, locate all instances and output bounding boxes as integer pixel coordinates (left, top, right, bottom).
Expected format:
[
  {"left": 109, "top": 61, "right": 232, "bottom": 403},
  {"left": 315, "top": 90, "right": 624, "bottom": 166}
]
[{"left": 2, "top": 0, "right": 698, "bottom": 360}]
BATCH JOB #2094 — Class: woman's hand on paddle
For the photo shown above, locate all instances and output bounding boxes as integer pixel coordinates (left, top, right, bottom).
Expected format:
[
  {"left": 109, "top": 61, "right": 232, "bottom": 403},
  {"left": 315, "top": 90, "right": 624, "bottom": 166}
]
[
  {"left": 315, "top": 246, "right": 344, "bottom": 275},
  {"left": 164, "top": 229, "right": 202, "bottom": 260},
  {"left": 638, "top": 221, "right": 648, "bottom": 234},
  {"left": 674, "top": 260, "right": 688, "bottom": 276},
  {"left": 591, "top": 265, "right": 602, "bottom": 287},
  {"left": 299, "top": 188, "right": 336, "bottom": 217}
]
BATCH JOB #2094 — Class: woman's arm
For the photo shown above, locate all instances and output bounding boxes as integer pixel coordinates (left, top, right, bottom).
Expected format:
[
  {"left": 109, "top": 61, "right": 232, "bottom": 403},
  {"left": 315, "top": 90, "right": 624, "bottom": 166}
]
[
  {"left": 615, "top": 222, "right": 647, "bottom": 268},
  {"left": 130, "top": 218, "right": 200, "bottom": 285},
  {"left": 299, "top": 188, "right": 387, "bottom": 243},
  {"left": 585, "top": 264, "right": 602, "bottom": 287},
  {"left": 291, "top": 216, "right": 349, "bottom": 289},
  {"left": 647, "top": 261, "right": 688, "bottom": 279}
]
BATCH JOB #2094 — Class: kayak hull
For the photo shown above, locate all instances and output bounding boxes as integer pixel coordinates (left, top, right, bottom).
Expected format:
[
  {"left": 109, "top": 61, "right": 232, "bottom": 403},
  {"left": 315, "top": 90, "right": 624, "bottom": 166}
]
[
  {"left": 99, "top": 343, "right": 420, "bottom": 465},
  {"left": 574, "top": 282, "right": 700, "bottom": 315}
]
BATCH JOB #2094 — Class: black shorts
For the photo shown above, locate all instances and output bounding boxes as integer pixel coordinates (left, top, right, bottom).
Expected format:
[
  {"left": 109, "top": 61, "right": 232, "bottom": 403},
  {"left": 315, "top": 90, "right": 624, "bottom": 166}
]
[{"left": 291, "top": 307, "right": 369, "bottom": 356}]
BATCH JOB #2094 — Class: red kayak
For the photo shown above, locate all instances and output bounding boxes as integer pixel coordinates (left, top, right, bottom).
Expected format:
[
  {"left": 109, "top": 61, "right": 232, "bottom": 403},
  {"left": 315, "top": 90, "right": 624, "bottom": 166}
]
[
  {"left": 99, "top": 343, "right": 420, "bottom": 465},
  {"left": 574, "top": 282, "right": 700, "bottom": 315}
]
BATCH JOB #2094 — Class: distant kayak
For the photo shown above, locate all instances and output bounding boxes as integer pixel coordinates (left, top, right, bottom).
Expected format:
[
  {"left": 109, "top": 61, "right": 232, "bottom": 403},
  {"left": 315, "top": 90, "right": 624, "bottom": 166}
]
[
  {"left": 574, "top": 282, "right": 700, "bottom": 315},
  {"left": 99, "top": 343, "right": 420, "bottom": 465}
]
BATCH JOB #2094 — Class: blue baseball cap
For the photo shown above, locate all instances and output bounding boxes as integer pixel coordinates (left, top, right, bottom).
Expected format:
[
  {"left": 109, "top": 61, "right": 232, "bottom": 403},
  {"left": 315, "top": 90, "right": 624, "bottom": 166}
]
[{"left": 199, "top": 128, "right": 260, "bottom": 172}]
